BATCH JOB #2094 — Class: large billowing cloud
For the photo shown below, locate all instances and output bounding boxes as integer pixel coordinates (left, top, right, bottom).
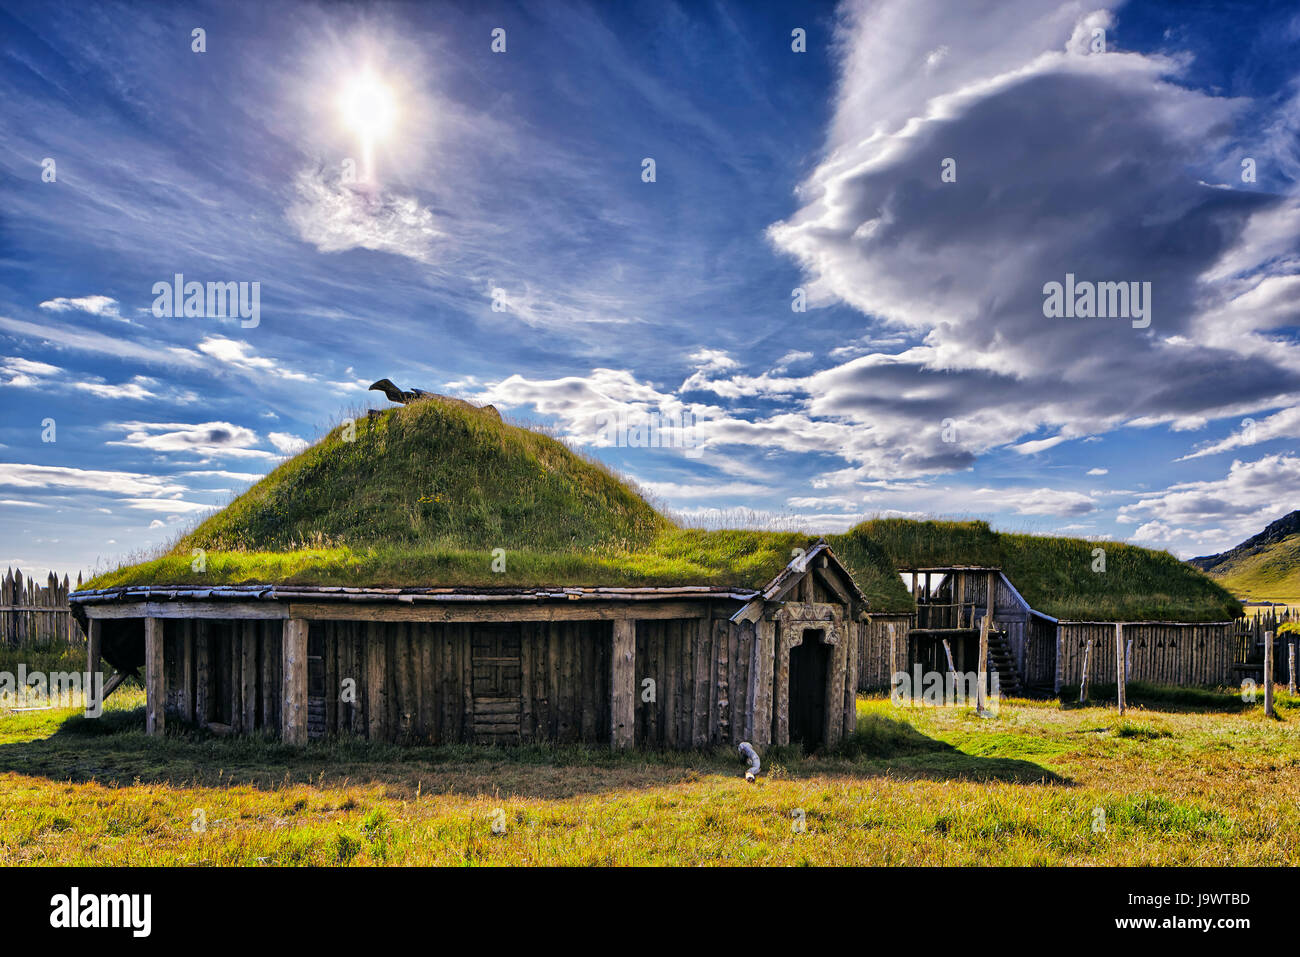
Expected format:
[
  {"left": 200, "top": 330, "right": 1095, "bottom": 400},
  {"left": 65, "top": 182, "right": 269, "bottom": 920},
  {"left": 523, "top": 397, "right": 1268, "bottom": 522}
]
[{"left": 760, "top": 0, "right": 1300, "bottom": 485}]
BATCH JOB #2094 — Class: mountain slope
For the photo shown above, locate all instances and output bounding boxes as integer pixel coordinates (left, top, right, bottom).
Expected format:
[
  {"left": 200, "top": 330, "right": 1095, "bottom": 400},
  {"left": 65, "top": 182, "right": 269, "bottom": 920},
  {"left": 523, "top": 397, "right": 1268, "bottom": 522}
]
[{"left": 1189, "top": 510, "right": 1300, "bottom": 602}]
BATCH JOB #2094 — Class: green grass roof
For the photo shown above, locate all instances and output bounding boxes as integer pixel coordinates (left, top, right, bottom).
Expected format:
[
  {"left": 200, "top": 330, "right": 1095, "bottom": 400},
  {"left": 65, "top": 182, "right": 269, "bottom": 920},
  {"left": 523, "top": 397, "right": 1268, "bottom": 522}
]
[
  {"left": 83, "top": 399, "right": 1237, "bottom": 621},
  {"left": 85, "top": 398, "right": 903, "bottom": 598},
  {"left": 834, "top": 519, "right": 1241, "bottom": 622}
]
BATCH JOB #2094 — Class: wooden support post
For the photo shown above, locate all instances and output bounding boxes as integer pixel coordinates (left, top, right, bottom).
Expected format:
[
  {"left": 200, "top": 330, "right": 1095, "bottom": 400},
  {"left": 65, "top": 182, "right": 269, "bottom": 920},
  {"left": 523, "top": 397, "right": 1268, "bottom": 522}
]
[
  {"left": 887, "top": 622, "right": 898, "bottom": 683},
  {"left": 281, "top": 618, "right": 308, "bottom": 744},
  {"left": 145, "top": 617, "right": 164, "bottom": 736},
  {"left": 1115, "top": 622, "right": 1127, "bottom": 715},
  {"left": 1053, "top": 624, "right": 1063, "bottom": 695},
  {"left": 610, "top": 618, "right": 635, "bottom": 749},
  {"left": 976, "top": 614, "right": 989, "bottom": 714},
  {"left": 774, "top": 625, "right": 790, "bottom": 746},
  {"left": 1288, "top": 638, "right": 1297, "bottom": 696},
  {"left": 826, "top": 625, "right": 846, "bottom": 748},
  {"left": 87, "top": 618, "right": 102, "bottom": 713},
  {"left": 844, "top": 617, "right": 860, "bottom": 737},
  {"left": 180, "top": 620, "right": 194, "bottom": 722},
  {"left": 241, "top": 621, "right": 257, "bottom": 732},
  {"left": 749, "top": 617, "right": 775, "bottom": 747},
  {"left": 941, "top": 638, "right": 956, "bottom": 675},
  {"left": 1079, "top": 638, "right": 1092, "bottom": 703},
  {"left": 194, "top": 621, "right": 209, "bottom": 727},
  {"left": 365, "top": 622, "right": 387, "bottom": 741},
  {"left": 1263, "top": 630, "right": 1274, "bottom": 718}
]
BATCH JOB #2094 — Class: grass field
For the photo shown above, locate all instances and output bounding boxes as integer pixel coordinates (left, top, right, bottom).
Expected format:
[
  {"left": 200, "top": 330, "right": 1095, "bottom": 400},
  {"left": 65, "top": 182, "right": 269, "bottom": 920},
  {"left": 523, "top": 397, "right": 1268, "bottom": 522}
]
[{"left": 2, "top": 683, "right": 1296, "bottom": 866}]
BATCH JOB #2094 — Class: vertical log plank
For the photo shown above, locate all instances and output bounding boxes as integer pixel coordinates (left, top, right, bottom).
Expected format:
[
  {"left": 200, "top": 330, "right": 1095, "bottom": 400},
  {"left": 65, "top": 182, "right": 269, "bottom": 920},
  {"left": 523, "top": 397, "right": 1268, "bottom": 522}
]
[
  {"left": 610, "top": 618, "right": 636, "bottom": 749},
  {"left": 1264, "top": 630, "right": 1274, "bottom": 718},
  {"left": 1115, "top": 622, "right": 1127, "bottom": 715},
  {"left": 145, "top": 617, "right": 164, "bottom": 736},
  {"left": 282, "top": 618, "right": 308, "bottom": 744}
]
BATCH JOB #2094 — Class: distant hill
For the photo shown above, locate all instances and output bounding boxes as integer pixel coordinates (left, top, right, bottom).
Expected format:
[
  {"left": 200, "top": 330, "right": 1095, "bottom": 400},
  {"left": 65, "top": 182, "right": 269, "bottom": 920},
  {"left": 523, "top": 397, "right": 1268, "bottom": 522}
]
[{"left": 1189, "top": 510, "right": 1300, "bottom": 602}]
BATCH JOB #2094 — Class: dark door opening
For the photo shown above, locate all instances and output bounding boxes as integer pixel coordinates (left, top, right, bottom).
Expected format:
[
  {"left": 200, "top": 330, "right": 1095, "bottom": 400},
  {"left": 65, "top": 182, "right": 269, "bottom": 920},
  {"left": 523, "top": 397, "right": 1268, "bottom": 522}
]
[{"left": 789, "top": 628, "right": 830, "bottom": 750}]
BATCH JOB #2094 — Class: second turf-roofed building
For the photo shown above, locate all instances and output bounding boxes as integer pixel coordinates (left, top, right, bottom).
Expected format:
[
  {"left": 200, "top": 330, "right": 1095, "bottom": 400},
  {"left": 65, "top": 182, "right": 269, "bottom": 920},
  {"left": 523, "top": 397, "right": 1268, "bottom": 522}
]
[{"left": 69, "top": 396, "right": 902, "bottom": 750}]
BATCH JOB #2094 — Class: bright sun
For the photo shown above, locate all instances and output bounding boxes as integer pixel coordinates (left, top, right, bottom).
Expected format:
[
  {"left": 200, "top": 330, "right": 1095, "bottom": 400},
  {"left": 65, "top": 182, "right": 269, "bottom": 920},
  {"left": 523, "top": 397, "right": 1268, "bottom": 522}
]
[{"left": 338, "top": 70, "right": 398, "bottom": 180}]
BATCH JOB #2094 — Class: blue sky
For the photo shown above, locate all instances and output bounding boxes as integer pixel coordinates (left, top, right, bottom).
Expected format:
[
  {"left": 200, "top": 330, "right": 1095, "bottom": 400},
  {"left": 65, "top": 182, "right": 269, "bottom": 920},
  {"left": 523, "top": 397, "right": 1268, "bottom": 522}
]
[{"left": 2, "top": 0, "right": 1298, "bottom": 580}]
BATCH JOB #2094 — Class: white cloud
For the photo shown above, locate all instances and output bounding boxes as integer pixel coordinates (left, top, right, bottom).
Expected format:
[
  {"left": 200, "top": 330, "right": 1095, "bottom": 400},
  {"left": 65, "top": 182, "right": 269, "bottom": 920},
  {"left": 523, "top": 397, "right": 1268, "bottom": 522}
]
[
  {"left": 268, "top": 432, "right": 310, "bottom": 456},
  {"left": 123, "top": 498, "right": 215, "bottom": 514},
  {"left": 771, "top": 350, "right": 814, "bottom": 374},
  {"left": 687, "top": 349, "right": 739, "bottom": 373},
  {"left": 110, "top": 421, "right": 276, "bottom": 460},
  {"left": 1178, "top": 406, "right": 1300, "bottom": 460},
  {"left": 181, "top": 469, "right": 265, "bottom": 483},
  {"left": 72, "top": 376, "right": 165, "bottom": 401},
  {"left": 0, "top": 356, "right": 62, "bottom": 387},
  {"left": 0, "top": 463, "right": 186, "bottom": 496},
  {"left": 1118, "top": 453, "right": 1300, "bottom": 555},
  {"left": 638, "top": 480, "right": 770, "bottom": 499},
  {"left": 0, "top": 315, "right": 205, "bottom": 369},
  {"left": 286, "top": 165, "right": 442, "bottom": 263},
  {"left": 38, "top": 295, "right": 124, "bottom": 320},
  {"left": 1086, "top": 467, "right": 1109, "bottom": 476},
  {"left": 760, "top": 0, "right": 1300, "bottom": 482},
  {"left": 197, "top": 336, "right": 312, "bottom": 382}
]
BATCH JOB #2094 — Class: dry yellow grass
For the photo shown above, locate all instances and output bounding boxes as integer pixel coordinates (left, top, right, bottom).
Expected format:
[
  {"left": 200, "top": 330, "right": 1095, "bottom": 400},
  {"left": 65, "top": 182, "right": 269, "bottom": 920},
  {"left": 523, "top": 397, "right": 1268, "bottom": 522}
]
[{"left": 1, "top": 688, "right": 1296, "bottom": 865}]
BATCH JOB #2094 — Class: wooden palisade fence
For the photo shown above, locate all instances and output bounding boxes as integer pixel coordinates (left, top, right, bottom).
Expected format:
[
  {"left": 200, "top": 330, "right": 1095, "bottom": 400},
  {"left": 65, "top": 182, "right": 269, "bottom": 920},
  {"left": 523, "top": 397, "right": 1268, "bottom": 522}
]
[{"left": 1, "top": 568, "right": 86, "bottom": 647}]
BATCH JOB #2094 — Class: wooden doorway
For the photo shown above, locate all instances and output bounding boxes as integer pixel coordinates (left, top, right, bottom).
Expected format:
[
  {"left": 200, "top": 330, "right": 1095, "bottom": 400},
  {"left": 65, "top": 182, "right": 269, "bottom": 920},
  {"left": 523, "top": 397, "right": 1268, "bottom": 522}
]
[
  {"left": 789, "top": 628, "right": 830, "bottom": 750},
  {"left": 471, "top": 624, "right": 522, "bottom": 743}
]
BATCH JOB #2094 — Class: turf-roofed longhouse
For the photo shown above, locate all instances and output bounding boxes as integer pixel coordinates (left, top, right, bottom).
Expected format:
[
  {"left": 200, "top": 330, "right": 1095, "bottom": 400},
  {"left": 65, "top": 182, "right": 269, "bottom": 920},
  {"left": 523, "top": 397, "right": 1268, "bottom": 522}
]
[
  {"left": 69, "top": 396, "right": 1249, "bottom": 749},
  {"left": 69, "top": 396, "right": 882, "bottom": 750}
]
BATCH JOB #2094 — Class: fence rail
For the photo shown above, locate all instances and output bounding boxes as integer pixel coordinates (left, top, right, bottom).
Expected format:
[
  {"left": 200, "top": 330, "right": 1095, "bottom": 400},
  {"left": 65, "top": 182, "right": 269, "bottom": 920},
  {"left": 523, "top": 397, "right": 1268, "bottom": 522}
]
[{"left": 1, "top": 569, "right": 84, "bottom": 646}]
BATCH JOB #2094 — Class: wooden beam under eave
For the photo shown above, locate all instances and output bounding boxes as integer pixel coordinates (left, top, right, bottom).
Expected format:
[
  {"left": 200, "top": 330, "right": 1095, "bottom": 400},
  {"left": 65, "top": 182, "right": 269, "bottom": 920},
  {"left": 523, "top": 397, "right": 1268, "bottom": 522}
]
[
  {"left": 610, "top": 619, "right": 636, "bottom": 749},
  {"left": 284, "top": 600, "right": 712, "bottom": 623},
  {"left": 84, "top": 601, "right": 288, "bottom": 620},
  {"left": 145, "top": 617, "right": 164, "bottom": 736},
  {"left": 281, "top": 618, "right": 308, "bottom": 745}
]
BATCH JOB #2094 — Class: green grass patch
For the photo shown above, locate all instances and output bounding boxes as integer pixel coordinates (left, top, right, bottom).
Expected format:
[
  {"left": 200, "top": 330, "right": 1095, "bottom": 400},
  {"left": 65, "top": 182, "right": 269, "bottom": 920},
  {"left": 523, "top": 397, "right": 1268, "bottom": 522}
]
[{"left": 2, "top": 691, "right": 1298, "bottom": 865}]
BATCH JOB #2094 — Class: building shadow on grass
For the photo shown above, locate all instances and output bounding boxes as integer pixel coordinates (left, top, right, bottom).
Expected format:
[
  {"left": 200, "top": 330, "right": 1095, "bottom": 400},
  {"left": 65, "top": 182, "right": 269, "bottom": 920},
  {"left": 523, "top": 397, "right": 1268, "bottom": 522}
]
[
  {"left": 1060, "top": 681, "right": 1292, "bottom": 717},
  {"left": 0, "top": 705, "right": 1067, "bottom": 799},
  {"left": 824, "top": 713, "right": 1070, "bottom": 786}
]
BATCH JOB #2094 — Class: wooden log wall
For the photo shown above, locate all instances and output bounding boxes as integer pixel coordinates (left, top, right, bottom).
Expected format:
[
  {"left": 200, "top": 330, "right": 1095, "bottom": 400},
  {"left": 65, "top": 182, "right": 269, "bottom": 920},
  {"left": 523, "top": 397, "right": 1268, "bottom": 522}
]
[
  {"left": 1056, "top": 622, "right": 1243, "bottom": 689},
  {"left": 296, "top": 620, "right": 611, "bottom": 745},
  {"left": 635, "top": 617, "right": 738, "bottom": 749},
  {"left": 1024, "top": 615, "right": 1058, "bottom": 689},
  {"left": 633, "top": 608, "right": 858, "bottom": 750},
  {"left": 141, "top": 590, "right": 872, "bottom": 749},
  {"left": 855, "top": 614, "right": 916, "bottom": 691},
  {"left": 165, "top": 619, "right": 282, "bottom": 733},
  {"left": 1, "top": 568, "right": 84, "bottom": 646}
]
